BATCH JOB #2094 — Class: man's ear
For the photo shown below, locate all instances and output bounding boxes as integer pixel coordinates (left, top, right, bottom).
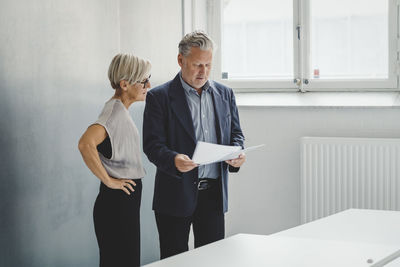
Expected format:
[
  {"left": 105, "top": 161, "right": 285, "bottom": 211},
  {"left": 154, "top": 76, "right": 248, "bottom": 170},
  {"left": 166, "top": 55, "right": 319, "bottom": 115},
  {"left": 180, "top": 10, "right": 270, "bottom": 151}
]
[{"left": 177, "top": 54, "right": 184, "bottom": 67}]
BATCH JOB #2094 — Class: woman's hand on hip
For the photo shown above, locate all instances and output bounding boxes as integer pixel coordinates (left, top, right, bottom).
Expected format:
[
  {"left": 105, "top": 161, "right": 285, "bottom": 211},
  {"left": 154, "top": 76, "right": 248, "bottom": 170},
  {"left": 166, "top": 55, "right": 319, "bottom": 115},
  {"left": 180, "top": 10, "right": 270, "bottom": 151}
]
[{"left": 105, "top": 177, "right": 136, "bottom": 195}]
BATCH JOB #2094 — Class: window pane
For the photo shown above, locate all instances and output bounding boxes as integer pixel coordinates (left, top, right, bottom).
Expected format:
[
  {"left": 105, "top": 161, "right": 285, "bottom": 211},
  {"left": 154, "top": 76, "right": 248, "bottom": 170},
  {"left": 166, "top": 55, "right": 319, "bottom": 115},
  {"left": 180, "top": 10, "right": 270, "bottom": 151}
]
[
  {"left": 222, "top": 0, "right": 293, "bottom": 79},
  {"left": 310, "top": 0, "right": 388, "bottom": 79}
]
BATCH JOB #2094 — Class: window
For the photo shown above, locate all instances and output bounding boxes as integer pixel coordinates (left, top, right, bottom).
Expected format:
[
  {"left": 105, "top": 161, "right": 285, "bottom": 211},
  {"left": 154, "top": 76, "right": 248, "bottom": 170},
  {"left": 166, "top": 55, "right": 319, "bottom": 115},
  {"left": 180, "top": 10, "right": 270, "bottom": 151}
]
[
  {"left": 207, "top": 0, "right": 398, "bottom": 92},
  {"left": 221, "top": 0, "right": 293, "bottom": 80}
]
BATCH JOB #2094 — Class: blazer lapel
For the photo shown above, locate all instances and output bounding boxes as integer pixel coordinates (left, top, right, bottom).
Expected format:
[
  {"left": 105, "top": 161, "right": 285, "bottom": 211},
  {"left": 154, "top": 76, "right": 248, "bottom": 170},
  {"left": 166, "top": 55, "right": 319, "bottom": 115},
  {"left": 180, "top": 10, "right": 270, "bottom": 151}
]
[
  {"left": 210, "top": 84, "right": 225, "bottom": 143},
  {"left": 169, "top": 74, "right": 197, "bottom": 143}
]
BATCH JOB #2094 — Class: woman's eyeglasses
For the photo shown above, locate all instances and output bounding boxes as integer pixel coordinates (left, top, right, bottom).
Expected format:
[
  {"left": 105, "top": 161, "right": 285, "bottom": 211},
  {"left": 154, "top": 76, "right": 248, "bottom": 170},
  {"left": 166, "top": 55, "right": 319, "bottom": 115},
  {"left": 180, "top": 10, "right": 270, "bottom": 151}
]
[{"left": 137, "top": 75, "right": 151, "bottom": 88}]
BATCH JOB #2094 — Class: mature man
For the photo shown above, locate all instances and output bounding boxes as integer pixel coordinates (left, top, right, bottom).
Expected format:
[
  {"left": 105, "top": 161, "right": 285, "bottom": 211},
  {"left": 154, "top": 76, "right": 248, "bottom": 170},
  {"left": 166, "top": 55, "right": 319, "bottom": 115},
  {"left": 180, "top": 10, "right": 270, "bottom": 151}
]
[{"left": 143, "top": 31, "right": 245, "bottom": 259}]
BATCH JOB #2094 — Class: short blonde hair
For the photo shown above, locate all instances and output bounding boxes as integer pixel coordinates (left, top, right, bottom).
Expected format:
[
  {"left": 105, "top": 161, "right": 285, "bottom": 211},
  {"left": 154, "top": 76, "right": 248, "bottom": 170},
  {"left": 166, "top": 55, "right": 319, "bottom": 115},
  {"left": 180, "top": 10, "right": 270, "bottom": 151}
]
[{"left": 108, "top": 53, "right": 151, "bottom": 90}]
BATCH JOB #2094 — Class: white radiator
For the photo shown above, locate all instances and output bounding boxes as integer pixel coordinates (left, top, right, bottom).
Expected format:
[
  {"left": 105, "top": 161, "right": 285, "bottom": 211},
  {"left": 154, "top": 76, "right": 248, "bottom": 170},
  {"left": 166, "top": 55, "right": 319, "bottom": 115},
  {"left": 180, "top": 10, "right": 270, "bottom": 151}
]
[{"left": 301, "top": 137, "right": 400, "bottom": 223}]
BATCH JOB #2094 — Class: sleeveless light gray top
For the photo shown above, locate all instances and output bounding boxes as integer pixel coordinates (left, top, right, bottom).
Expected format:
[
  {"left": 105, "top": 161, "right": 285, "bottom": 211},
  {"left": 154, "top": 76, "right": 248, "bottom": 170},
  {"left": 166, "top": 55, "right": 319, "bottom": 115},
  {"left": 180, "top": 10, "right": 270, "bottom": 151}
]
[{"left": 94, "top": 99, "right": 145, "bottom": 179}]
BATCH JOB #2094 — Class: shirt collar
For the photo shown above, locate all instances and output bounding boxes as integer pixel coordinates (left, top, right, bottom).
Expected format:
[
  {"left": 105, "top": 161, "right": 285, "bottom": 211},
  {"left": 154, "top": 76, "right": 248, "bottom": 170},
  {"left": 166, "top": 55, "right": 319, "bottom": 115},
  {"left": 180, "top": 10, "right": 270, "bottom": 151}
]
[{"left": 179, "top": 71, "right": 212, "bottom": 94}]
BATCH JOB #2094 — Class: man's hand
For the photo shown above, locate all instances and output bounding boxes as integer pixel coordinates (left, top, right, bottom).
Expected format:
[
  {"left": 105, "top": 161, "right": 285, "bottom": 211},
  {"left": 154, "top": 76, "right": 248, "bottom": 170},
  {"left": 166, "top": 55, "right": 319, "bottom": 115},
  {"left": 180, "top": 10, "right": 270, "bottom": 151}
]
[
  {"left": 175, "top": 154, "right": 198, "bottom": 172},
  {"left": 105, "top": 177, "right": 136, "bottom": 195},
  {"left": 225, "top": 153, "right": 246, "bottom": 168}
]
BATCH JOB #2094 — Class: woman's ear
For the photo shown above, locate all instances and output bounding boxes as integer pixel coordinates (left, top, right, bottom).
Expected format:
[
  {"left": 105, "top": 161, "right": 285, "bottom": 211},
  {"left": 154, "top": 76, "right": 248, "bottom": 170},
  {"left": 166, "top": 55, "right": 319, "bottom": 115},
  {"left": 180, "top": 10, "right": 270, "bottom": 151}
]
[{"left": 119, "top": 80, "right": 128, "bottom": 91}]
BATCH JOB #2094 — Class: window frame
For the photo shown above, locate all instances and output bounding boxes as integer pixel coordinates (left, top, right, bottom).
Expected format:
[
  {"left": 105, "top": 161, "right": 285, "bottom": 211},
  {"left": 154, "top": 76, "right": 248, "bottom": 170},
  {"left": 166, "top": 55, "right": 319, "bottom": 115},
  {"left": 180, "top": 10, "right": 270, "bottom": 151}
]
[{"left": 206, "top": 0, "right": 399, "bottom": 92}]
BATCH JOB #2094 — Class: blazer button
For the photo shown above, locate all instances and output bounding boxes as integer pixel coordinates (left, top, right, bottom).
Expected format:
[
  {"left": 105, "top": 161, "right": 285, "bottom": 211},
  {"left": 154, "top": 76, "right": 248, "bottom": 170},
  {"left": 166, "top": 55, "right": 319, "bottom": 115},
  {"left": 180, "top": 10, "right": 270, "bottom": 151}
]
[{"left": 193, "top": 181, "right": 197, "bottom": 185}]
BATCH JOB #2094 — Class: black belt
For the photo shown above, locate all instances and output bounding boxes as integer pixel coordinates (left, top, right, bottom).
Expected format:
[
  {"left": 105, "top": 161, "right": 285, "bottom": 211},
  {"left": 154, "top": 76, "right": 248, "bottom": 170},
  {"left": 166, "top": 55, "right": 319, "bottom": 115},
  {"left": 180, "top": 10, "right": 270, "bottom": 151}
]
[{"left": 197, "top": 178, "right": 218, "bottom": 191}]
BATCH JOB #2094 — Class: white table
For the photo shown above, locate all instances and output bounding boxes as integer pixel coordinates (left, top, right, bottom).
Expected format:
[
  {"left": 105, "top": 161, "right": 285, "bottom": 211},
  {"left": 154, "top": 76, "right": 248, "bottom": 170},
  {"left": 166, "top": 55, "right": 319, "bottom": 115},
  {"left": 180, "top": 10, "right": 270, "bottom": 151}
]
[
  {"left": 144, "top": 209, "right": 400, "bottom": 267},
  {"left": 274, "top": 209, "right": 400, "bottom": 246},
  {"left": 386, "top": 258, "right": 400, "bottom": 267}
]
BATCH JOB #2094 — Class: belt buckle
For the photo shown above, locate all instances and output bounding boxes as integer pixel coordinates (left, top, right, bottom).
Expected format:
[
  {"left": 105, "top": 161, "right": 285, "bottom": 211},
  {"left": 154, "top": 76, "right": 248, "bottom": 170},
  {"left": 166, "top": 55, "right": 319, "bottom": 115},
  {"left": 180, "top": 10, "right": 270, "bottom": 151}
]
[{"left": 197, "top": 180, "right": 208, "bottom": 190}]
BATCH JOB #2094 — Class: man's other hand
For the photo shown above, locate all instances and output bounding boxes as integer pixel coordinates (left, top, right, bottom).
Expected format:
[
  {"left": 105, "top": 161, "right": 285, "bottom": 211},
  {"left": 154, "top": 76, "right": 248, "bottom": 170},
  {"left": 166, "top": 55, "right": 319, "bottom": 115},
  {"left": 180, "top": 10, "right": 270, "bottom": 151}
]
[
  {"left": 175, "top": 154, "right": 198, "bottom": 172},
  {"left": 225, "top": 153, "right": 246, "bottom": 168}
]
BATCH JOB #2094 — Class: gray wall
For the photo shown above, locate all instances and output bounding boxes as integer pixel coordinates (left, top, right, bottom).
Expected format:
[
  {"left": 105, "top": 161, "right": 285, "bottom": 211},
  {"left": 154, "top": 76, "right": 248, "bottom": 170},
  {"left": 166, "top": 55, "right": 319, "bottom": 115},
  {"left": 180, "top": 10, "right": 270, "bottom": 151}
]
[
  {"left": 0, "top": 0, "right": 182, "bottom": 266},
  {"left": 0, "top": 0, "right": 120, "bottom": 266},
  {"left": 119, "top": 0, "right": 182, "bottom": 264}
]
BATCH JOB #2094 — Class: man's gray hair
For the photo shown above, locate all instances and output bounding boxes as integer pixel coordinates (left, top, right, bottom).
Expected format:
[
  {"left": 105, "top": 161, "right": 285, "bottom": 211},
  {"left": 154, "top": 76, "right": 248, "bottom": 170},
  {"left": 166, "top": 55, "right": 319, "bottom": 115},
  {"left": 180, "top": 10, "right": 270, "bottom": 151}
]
[{"left": 178, "top": 30, "right": 215, "bottom": 57}]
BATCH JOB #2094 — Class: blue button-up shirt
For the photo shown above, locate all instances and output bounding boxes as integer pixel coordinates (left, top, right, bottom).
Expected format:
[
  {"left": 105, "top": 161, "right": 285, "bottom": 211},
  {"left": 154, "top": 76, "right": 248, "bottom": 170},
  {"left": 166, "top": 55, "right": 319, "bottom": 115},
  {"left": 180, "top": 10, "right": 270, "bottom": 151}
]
[{"left": 179, "top": 73, "right": 220, "bottom": 179}]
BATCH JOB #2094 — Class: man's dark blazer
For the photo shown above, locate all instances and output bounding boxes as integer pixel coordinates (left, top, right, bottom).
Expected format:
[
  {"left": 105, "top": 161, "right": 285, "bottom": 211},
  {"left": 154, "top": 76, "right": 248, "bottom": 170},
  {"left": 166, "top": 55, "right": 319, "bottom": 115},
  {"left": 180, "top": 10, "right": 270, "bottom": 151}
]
[{"left": 143, "top": 74, "right": 244, "bottom": 217}]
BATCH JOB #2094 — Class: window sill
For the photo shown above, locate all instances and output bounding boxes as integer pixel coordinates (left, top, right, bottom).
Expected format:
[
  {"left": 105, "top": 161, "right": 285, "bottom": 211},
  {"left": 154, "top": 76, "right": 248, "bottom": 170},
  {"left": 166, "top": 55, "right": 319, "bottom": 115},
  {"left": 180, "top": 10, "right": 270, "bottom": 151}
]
[{"left": 235, "top": 92, "right": 400, "bottom": 108}]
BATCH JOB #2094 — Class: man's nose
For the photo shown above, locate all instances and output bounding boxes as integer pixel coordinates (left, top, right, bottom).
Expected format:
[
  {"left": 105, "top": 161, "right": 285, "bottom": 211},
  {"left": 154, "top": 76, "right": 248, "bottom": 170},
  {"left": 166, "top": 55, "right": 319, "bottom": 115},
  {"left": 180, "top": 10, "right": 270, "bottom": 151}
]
[{"left": 199, "top": 65, "right": 206, "bottom": 73}]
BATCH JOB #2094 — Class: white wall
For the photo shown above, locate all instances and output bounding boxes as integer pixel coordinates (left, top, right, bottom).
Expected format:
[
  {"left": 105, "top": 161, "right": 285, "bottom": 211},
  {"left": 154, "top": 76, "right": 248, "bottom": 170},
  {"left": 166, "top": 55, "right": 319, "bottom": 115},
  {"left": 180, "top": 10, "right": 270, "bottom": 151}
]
[
  {"left": 118, "top": 0, "right": 400, "bottom": 263},
  {"left": 119, "top": 0, "right": 182, "bottom": 87},
  {"left": 226, "top": 107, "right": 400, "bottom": 236}
]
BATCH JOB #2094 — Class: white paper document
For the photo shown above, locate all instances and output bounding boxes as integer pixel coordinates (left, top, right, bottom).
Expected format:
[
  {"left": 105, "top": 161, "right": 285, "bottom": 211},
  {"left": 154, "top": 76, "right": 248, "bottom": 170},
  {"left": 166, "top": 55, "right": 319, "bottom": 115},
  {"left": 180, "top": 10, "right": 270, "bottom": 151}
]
[{"left": 192, "top": 141, "right": 265, "bottom": 165}]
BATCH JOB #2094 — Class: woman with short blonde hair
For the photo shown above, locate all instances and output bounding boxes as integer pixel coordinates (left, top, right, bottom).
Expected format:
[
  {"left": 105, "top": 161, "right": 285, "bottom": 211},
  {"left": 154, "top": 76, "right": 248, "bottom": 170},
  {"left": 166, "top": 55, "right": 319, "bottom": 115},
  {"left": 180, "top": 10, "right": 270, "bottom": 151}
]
[{"left": 78, "top": 53, "right": 151, "bottom": 267}]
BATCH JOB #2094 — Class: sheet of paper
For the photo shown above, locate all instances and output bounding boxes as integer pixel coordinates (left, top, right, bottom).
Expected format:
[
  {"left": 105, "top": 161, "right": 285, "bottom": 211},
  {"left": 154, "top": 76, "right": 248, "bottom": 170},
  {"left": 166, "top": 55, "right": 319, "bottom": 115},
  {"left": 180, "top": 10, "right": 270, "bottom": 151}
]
[
  {"left": 220, "top": 144, "right": 266, "bottom": 161},
  {"left": 192, "top": 141, "right": 265, "bottom": 165},
  {"left": 192, "top": 142, "right": 241, "bottom": 165}
]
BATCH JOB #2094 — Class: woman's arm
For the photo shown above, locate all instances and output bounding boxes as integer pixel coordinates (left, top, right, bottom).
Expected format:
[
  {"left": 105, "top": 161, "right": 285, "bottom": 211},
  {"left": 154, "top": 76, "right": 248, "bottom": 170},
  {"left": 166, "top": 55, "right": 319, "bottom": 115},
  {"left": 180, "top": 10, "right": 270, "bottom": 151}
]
[{"left": 78, "top": 124, "right": 136, "bottom": 195}]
